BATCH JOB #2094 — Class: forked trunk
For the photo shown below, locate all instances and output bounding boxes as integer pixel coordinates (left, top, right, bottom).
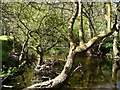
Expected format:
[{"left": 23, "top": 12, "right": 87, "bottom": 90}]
[
  {"left": 24, "top": 45, "right": 76, "bottom": 89},
  {"left": 23, "top": 1, "right": 116, "bottom": 89}
]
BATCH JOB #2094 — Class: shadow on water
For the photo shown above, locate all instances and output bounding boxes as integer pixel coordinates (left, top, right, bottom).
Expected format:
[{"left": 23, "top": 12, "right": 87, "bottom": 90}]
[
  {"left": 2, "top": 56, "right": 120, "bottom": 90},
  {"left": 68, "top": 56, "right": 120, "bottom": 90},
  {"left": 2, "top": 65, "right": 35, "bottom": 90}
]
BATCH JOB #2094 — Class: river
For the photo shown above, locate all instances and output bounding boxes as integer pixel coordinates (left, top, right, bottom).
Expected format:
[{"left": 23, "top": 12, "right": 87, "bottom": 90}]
[{"left": 2, "top": 56, "right": 120, "bottom": 90}]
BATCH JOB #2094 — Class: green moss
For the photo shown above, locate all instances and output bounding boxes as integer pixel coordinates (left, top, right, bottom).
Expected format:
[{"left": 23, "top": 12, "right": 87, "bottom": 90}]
[{"left": 0, "top": 35, "right": 14, "bottom": 41}]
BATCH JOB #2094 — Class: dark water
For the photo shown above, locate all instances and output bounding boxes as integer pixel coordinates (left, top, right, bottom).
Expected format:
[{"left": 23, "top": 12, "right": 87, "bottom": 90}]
[
  {"left": 69, "top": 56, "right": 120, "bottom": 90},
  {"left": 3, "top": 56, "right": 120, "bottom": 90}
]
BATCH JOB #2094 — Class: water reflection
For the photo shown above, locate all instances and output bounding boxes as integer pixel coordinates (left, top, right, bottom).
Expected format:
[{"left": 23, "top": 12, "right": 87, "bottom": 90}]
[
  {"left": 112, "top": 58, "right": 120, "bottom": 90},
  {"left": 3, "top": 56, "right": 120, "bottom": 90},
  {"left": 69, "top": 56, "right": 120, "bottom": 90},
  {"left": 2, "top": 66, "right": 35, "bottom": 90}
]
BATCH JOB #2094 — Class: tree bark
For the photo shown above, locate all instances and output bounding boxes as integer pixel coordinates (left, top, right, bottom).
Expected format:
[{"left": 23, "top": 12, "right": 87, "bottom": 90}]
[
  {"left": 23, "top": 44, "right": 76, "bottom": 89},
  {"left": 107, "top": 2, "right": 111, "bottom": 31},
  {"left": 87, "top": 3, "right": 93, "bottom": 56},
  {"left": 113, "top": 30, "right": 119, "bottom": 59},
  {"left": 18, "top": 35, "right": 29, "bottom": 66},
  {"left": 78, "top": 0, "right": 85, "bottom": 46},
  {"left": 37, "top": 52, "right": 44, "bottom": 65},
  {"left": 23, "top": 1, "right": 116, "bottom": 89},
  {"left": 112, "top": 25, "right": 120, "bottom": 90},
  {"left": 112, "top": 60, "right": 118, "bottom": 90},
  {"left": 112, "top": 2, "right": 120, "bottom": 89},
  {"left": 24, "top": 1, "right": 79, "bottom": 89}
]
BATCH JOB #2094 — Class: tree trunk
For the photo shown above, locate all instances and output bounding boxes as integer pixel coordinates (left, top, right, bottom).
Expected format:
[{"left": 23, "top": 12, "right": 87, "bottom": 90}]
[
  {"left": 112, "top": 60, "right": 118, "bottom": 90},
  {"left": 78, "top": 0, "right": 85, "bottom": 46},
  {"left": 24, "top": 1, "right": 116, "bottom": 89},
  {"left": 112, "top": 30, "right": 120, "bottom": 89},
  {"left": 112, "top": 3, "right": 120, "bottom": 89},
  {"left": 87, "top": 11, "right": 93, "bottom": 56},
  {"left": 107, "top": 2, "right": 111, "bottom": 31},
  {"left": 87, "top": 20, "right": 92, "bottom": 40},
  {"left": 37, "top": 52, "right": 44, "bottom": 65},
  {"left": 24, "top": 1, "right": 79, "bottom": 89},
  {"left": 18, "top": 37, "right": 29, "bottom": 66},
  {"left": 23, "top": 45, "right": 76, "bottom": 89},
  {"left": 113, "top": 31, "right": 119, "bottom": 58}
]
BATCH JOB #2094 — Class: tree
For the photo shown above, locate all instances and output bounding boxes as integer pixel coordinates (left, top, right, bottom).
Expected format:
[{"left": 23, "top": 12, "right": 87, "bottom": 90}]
[
  {"left": 2, "top": 2, "right": 68, "bottom": 66},
  {"left": 112, "top": 2, "right": 120, "bottom": 89},
  {"left": 24, "top": 1, "right": 117, "bottom": 89}
]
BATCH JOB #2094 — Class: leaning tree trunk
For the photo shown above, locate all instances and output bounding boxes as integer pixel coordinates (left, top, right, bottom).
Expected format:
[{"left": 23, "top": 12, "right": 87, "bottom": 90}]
[
  {"left": 23, "top": 43, "right": 76, "bottom": 89},
  {"left": 23, "top": 1, "right": 116, "bottom": 89},
  {"left": 24, "top": 29, "right": 115, "bottom": 89},
  {"left": 23, "top": 1, "right": 79, "bottom": 89}
]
